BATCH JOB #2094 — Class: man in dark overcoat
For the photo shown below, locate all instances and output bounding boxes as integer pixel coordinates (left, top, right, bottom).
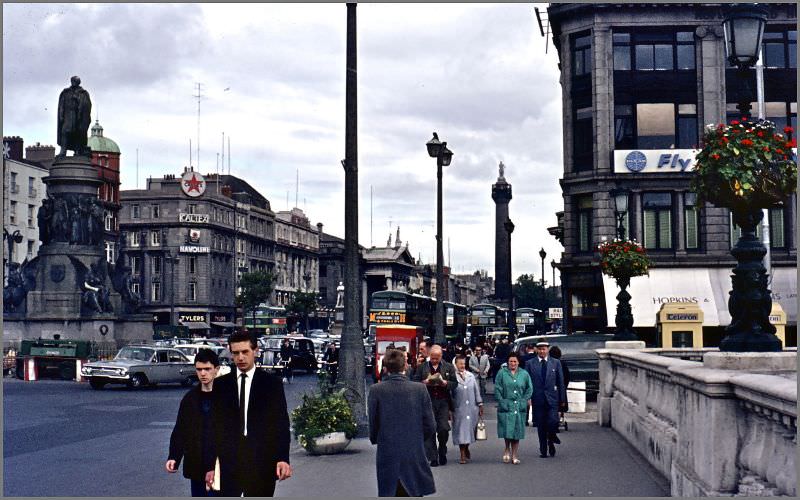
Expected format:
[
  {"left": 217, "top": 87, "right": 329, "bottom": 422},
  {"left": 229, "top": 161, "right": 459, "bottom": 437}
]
[
  {"left": 368, "top": 348, "right": 436, "bottom": 497},
  {"left": 413, "top": 344, "right": 457, "bottom": 466},
  {"left": 205, "top": 332, "right": 292, "bottom": 496},
  {"left": 57, "top": 75, "right": 92, "bottom": 157},
  {"left": 524, "top": 341, "right": 567, "bottom": 458}
]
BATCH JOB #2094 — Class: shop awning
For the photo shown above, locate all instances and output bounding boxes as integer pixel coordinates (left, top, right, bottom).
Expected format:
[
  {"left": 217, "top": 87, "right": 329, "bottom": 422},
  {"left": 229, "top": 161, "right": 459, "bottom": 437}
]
[
  {"left": 180, "top": 321, "right": 211, "bottom": 330},
  {"left": 211, "top": 321, "right": 237, "bottom": 328},
  {"left": 603, "top": 266, "right": 797, "bottom": 327}
]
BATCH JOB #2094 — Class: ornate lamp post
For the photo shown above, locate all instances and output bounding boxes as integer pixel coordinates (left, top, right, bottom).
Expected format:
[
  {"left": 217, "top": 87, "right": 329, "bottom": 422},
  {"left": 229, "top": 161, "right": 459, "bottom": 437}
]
[
  {"left": 722, "top": 3, "right": 768, "bottom": 119},
  {"left": 606, "top": 188, "right": 638, "bottom": 340},
  {"left": 426, "top": 132, "right": 453, "bottom": 346},
  {"left": 538, "top": 248, "right": 546, "bottom": 289},
  {"left": 610, "top": 188, "right": 629, "bottom": 240}
]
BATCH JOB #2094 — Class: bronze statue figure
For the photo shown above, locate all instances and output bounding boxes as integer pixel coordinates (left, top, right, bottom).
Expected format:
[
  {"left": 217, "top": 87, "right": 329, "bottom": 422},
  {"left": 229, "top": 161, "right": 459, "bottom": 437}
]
[{"left": 57, "top": 76, "right": 92, "bottom": 157}]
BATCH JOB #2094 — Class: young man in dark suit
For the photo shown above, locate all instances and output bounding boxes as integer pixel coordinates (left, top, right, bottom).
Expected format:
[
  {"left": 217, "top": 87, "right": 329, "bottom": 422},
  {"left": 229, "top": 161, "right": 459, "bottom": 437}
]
[
  {"left": 413, "top": 344, "right": 457, "bottom": 466},
  {"left": 524, "top": 341, "right": 567, "bottom": 458},
  {"left": 368, "top": 348, "right": 436, "bottom": 497},
  {"left": 166, "top": 348, "right": 220, "bottom": 497},
  {"left": 205, "top": 332, "right": 292, "bottom": 496}
]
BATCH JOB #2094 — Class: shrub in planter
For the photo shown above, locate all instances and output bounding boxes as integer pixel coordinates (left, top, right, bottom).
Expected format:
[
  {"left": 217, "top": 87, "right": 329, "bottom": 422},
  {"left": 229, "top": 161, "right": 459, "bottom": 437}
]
[
  {"left": 692, "top": 119, "right": 796, "bottom": 211},
  {"left": 291, "top": 380, "right": 357, "bottom": 453}
]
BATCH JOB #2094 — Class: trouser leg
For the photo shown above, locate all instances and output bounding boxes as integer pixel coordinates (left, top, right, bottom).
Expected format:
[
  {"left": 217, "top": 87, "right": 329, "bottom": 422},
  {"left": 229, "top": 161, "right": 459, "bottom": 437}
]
[{"left": 533, "top": 406, "right": 549, "bottom": 454}]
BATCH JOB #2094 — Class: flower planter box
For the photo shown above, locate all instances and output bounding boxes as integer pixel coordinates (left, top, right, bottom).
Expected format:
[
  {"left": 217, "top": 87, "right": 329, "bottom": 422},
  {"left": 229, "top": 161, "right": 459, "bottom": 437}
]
[{"left": 300, "top": 431, "right": 351, "bottom": 455}]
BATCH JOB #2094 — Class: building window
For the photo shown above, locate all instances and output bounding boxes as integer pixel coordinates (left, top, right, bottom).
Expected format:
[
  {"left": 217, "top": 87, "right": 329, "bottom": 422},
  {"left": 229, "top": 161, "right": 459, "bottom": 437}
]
[
  {"left": 152, "top": 256, "right": 162, "bottom": 274},
  {"left": 28, "top": 177, "right": 36, "bottom": 197},
  {"left": 152, "top": 204, "right": 160, "bottom": 219},
  {"left": 188, "top": 282, "right": 197, "bottom": 302},
  {"left": 762, "top": 29, "right": 797, "bottom": 69},
  {"left": 132, "top": 205, "right": 140, "bottom": 219},
  {"left": 189, "top": 256, "right": 197, "bottom": 274},
  {"left": 9, "top": 201, "right": 17, "bottom": 225},
  {"left": 151, "top": 230, "right": 161, "bottom": 247},
  {"left": 573, "top": 106, "right": 593, "bottom": 171},
  {"left": 636, "top": 103, "right": 675, "bottom": 148},
  {"left": 27, "top": 240, "right": 34, "bottom": 258},
  {"left": 576, "top": 195, "right": 593, "bottom": 253},
  {"left": 676, "top": 104, "right": 698, "bottom": 149},
  {"left": 642, "top": 192, "right": 673, "bottom": 249},
  {"left": 10, "top": 172, "right": 18, "bottom": 193},
  {"left": 131, "top": 231, "right": 141, "bottom": 247},
  {"left": 151, "top": 282, "right": 161, "bottom": 302},
  {"left": 131, "top": 281, "right": 140, "bottom": 297},
  {"left": 105, "top": 242, "right": 115, "bottom": 263},
  {"left": 104, "top": 211, "right": 112, "bottom": 231},
  {"left": 572, "top": 32, "right": 592, "bottom": 77},
  {"left": 684, "top": 192, "right": 699, "bottom": 250},
  {"left": 613, "top": 33, "right": 631, "bottom": 70},
  {"left": 188, "top": 204, "right": 197, "bottom": 215},
  {"left": 769, "top": 207, "right": 786, "bottom": 248},
  {"left": 131, "top": 256, "right": 141, "bottom": 274},
  {"left": 614, "top": 105, "right": 635, "bottom": 149},
  {"left": 27, "top": 205, "right": 34, "bottom": 227}
]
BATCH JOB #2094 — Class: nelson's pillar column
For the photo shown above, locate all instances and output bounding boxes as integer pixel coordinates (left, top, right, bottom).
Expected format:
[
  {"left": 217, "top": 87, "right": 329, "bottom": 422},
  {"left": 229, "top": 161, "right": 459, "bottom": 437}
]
[{"left": 492, "top": 162, "right": 514, "bottom": 335}]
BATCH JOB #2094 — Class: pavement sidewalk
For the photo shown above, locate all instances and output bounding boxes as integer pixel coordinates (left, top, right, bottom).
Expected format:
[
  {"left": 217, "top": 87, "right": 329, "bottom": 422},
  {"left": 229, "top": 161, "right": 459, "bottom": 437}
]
[{"left": 275, "top": 390, "right": 669, "bottom": 497}]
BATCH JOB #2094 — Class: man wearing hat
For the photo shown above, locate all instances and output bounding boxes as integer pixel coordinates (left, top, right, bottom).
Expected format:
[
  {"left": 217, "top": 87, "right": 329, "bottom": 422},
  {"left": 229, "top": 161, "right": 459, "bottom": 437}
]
[{"left": 524, "top": 341, "right": 567, "bottom": 458}]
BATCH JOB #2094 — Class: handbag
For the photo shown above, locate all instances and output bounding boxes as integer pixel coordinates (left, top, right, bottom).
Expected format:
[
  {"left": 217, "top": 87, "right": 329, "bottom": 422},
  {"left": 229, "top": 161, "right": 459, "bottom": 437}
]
[{"left": 475, "top": 418, "right": 487, "bottom": 441}]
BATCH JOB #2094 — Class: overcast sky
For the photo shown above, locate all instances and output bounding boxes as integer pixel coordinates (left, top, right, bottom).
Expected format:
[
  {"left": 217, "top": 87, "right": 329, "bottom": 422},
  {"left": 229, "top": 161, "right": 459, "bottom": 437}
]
[{"left": 3, "top": 2, "right": 565, "bottom": 283}]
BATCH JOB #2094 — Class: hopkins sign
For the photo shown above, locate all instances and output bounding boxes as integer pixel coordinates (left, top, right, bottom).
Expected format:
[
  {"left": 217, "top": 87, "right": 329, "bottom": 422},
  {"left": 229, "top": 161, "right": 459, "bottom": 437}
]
[{"left": 614, "top": 149, "right": 699, "bottom": 174}]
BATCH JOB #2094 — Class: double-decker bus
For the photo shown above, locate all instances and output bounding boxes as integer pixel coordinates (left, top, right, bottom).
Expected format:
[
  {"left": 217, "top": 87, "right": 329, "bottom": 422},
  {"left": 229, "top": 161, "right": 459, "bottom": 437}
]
[
  {"left": 445, "top": 301, "right": 468, "bottom": 344},
  {"left": 515, "top": 307, "right": 546, "bottom": 336},
  {"left": 368, "top": 290, "right": 435, "bottom": 336},
  {"left": 244, "top": 305, "right": 288, "bottom": 336},
  {"left": 468, "top": 303, "right": 508, "bottom": 345}
]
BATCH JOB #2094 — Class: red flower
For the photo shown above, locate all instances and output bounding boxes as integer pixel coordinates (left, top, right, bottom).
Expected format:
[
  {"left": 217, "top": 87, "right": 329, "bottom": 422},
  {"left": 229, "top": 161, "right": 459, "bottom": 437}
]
[
  {"left": 731, "top": 120, "right": 740, "bottom": 125},
  {"left": 636, "top": 247, "right": 643, "bottom": 253},
  {"left": 741, "top": 117, "right": 748, "bottom": 122},
  {"left": 757, "top": 131, "right": 764, "bottom": 137},
  {"left": 711, "top": 153, "right": 720, "bottom": 160},
  {"left": 784, "top": 126, "right": 794, "bottom": 134},
  {"left": 786, "top": 139, "right": 797, "bottom": 148},
  {"left": 741, "top": 139, "right": 753, "bottom": 147},
  {"left": 776, "top": 149, "right": 784, "bottom": 155},
  {"left": 762, "top": 146, "right": 770, "bottom": 152},
  {"left": 623, "top": 248, "right": 628, "bottom": 253},
  {"left": 731, "top": 128, "right": 740, "bottom": 134},
  {"left": 722, "top": 137, "right": 729, "bottom": 143}
]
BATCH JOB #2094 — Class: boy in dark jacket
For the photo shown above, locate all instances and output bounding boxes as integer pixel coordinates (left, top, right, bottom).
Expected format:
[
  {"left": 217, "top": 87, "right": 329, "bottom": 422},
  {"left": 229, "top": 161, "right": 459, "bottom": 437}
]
[{"left": 166, "top": 348, "right": 220, "bottom": 496}]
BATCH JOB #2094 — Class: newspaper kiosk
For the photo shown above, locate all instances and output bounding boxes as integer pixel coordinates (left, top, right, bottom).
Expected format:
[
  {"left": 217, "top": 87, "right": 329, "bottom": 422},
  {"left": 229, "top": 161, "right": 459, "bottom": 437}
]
[{"left": 656, "top": 303, "right": 704, "bottom": 348}]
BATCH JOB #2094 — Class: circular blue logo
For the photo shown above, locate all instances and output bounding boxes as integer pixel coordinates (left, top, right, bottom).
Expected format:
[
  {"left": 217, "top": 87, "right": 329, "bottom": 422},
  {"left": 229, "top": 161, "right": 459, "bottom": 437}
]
[{"left": 625, "top": 151, "right": 647, "bottom": 172}]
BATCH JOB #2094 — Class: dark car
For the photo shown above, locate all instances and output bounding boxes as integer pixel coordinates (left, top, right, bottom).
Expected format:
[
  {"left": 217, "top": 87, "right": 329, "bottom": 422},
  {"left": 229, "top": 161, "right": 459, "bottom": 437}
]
[
  {"left": 259, "top": 336, "right": 317, "bottom": 374},
  {"left": 512, "top": 333, "right": 613, "bottom": 397}
]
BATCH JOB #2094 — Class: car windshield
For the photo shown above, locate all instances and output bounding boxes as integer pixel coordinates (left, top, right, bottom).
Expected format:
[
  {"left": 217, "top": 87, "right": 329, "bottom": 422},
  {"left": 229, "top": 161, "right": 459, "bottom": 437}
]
[
  {"left": 115, "top": 347, "right": 155, "bottom": 361},
  {"left": 377, "top": 340, "right": 410, "bottom": 354},
  {"left": 176, "top": 346, "right": 199, "bottom": 356}
]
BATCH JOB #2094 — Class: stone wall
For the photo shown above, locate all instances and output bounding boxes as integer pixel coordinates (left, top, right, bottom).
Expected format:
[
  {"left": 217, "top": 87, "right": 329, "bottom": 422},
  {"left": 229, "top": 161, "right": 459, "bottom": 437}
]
[{"left": 598, "top": 348, "right": 797, "bottom": 497}]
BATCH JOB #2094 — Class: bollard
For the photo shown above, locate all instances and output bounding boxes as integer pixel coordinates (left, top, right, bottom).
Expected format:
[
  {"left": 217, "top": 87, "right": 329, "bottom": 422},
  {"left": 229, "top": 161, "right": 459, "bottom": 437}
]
[
  {"left": 567, "top": 381, "right": 586, "bottom": 413},
  {"left": 75, "top": 359, "right": 84, "bottom": 382}
]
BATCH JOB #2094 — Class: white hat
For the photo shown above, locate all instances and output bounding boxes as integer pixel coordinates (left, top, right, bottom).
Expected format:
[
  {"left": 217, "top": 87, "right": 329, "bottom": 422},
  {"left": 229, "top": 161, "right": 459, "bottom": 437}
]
[{"left": 535, "top": 341, "right": 550, "bottom": 347}]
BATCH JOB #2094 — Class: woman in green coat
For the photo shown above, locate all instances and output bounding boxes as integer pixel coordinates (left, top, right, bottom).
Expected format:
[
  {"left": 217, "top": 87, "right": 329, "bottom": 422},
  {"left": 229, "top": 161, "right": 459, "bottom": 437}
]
[{"left": 494, "top": 352, "right": 533, "bottom": 464}]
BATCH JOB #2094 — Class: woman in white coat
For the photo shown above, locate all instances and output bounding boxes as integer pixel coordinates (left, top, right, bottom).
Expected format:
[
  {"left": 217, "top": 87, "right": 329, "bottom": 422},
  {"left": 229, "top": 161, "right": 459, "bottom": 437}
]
[{"left": 451, "top": 355, "right": 484, "bottom": 464}]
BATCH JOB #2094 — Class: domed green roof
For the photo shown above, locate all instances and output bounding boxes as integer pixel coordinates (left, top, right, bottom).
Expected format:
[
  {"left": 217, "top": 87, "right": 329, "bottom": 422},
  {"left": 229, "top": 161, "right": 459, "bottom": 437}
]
[{"left": 87, "top": 120, "right": 120, "bottom": 154}]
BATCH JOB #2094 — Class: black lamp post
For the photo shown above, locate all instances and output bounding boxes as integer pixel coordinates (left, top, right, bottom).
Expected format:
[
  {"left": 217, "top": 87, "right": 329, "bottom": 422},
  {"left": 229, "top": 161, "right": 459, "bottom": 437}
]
[
  {"left": 610, "top": 188, "right": 629, "bottom": 240},
  {"left": 608, "top": 188, "right": 637, "bottom": 341},
  {"left": 426, "top": 132, "right": 453, "bottom": 346},
  {"left": 719, "top": 4, "right": 781, "bottom": 352},
  {"left": 723, "top": 3, "right": 768, "bottom": 119},
  {"left": 550, "top": 259, "right": 556, "bottom": 290},
  {"left": 538, "top": 248, "right": 546, "bottom": 288},
  {"left": 164, "top": 249, "right": 180, "bottom": 328}
]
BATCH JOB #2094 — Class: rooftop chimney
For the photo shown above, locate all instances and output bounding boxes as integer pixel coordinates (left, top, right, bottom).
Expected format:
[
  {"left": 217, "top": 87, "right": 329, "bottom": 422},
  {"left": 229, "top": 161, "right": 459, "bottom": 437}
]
[{"left": 25, "top": 142, "right": 56, "bottom": 166}]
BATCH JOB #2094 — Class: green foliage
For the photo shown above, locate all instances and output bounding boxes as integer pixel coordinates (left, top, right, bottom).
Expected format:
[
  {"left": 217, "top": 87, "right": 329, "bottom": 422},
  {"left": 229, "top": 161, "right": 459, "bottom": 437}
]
[
  {"left": 291, "top": 388, "right": 358, "bottom": 447},
  {"left": 692, "top": 119, "right": 797, "bottom": 210},
  {"left": 236, "top": 271, "right": 275, "bottom": 316},
  {"left": 513, "top": 274, "right": 559, "bottom": 310},
  {"left": 598, "top": 239, "right": 650, "bottom": 280},
  {"left": 286, "top": 289, "right": 318, "bottom": 317}
]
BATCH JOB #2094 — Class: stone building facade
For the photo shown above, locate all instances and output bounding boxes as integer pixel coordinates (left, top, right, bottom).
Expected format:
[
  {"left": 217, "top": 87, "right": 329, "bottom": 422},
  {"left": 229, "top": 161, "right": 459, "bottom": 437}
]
[
  {"left": 273, "top": 208, "right": 320, "bottom": 306},
  {"left": 545, "top": 3, "right": 797, "bottom": 343},
  {"left": 119, "top": 171, "right": 276, "bottom": 335}
]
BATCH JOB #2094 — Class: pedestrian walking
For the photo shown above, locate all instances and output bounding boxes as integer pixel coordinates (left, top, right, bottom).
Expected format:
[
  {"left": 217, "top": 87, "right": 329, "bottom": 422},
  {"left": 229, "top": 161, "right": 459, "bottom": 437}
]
[
  {"left": 368, "top": 349, "right": 436, "bottom": 497},
  {"left": 451, "top": 355, "right": 483, "bottom": 464},
  {"left": 166, "top": 348, "right": 220, "bottom": 497},
  {"left": 518, "top": 344, "right": 537, "bottom": 426},
  {"left": 468, "top": 345, "right": 490, "bottom": 397},
  {"left": 494, "top": 352, "right": 532, "bottom": 465},
  {"left": 524, "top": 341, "right": 567, "bottom": 458},
  {"left": 279, "top": 338, "right": 293, "bottom": 383},
  {"left": 205, "top": 332, "right": 292, "bottom": 496},
  {"left": 323, "top": 343, "right": 339, "bottom": 385},
  {"left": 413, "top": 344, "right": 457, "bottom": 467},
  {"left": 549, "top": 345, "right": 571, "bottom": 431}
]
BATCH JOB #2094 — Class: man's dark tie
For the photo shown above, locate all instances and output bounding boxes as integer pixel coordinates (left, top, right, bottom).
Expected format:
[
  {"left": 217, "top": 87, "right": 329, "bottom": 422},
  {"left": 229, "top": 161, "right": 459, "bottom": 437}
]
[
  {"left": 540, "top": 358, "right": 547, "bottom": 382},
  {"left": 239, "top": 373, "right": 247, "bottom": 435}
]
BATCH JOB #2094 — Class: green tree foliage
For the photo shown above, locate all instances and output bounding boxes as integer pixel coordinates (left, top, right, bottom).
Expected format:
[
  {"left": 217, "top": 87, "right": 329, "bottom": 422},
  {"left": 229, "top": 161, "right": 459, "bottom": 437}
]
[
  {"left": 236, "top": 271, "right": 276, "bottom": 328},
  {"left": 286, "top": 289, "right": 318, "bottom": 333},
  {"left": 513, "top": 274, "right": 559, "bottom": 311}
]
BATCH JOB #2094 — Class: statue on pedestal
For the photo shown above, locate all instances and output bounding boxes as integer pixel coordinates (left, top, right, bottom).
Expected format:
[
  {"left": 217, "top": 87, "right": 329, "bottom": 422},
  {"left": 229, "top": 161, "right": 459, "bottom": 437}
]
[{"left": 57, "top": 76, "right": 92, "bottom": 158}]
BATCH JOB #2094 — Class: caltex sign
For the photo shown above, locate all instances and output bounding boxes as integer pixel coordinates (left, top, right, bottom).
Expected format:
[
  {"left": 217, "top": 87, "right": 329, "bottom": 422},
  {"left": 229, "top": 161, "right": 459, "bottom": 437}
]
[{"left": 181, "top": 171, "right": 206, "bottom": 197}]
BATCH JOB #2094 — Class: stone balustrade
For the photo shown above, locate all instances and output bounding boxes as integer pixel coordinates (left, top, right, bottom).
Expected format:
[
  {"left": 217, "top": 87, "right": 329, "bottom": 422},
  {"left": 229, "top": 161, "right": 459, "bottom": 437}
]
[{"left": 598, "top": 347, "right": 797, "bottom": 497}]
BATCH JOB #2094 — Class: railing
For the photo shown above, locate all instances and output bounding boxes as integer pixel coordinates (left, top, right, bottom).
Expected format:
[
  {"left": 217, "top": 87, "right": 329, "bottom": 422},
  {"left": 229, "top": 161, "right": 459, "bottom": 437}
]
[{"left": 598, "top": 348, "right": 797, "bottom": 497}]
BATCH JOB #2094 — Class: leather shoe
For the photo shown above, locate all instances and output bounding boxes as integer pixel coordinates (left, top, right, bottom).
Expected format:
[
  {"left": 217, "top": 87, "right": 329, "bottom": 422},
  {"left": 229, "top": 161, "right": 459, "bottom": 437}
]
[
  {"left": 439, "top": 454, "right": 447, "bottom": 466},
  {"left": 548, "top": 442, "right": 556, "bottom": 457},
  {"left": 430, "top": 460, "right": 439, "bottom": 467},
  {"left": 539, "top": 453, "right": 548, "bottom": 458}
]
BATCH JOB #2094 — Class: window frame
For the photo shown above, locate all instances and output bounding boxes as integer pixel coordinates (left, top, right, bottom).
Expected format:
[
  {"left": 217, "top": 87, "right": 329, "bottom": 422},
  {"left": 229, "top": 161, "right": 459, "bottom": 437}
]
[
  {"left": 572, "top": 32, "right": 593, "bottom": 77},
  {"left": 576, "top": 195, "right": 593, "bottom": 253},
  {"left": 613, "top": 29, "right": 696, "bottom": 72},
  {"left": 642, "top": 192, "right": 674, "bottom": 250}
]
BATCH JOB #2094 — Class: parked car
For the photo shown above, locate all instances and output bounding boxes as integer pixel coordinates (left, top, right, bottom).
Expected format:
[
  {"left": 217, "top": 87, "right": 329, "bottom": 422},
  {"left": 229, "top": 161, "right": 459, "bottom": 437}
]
[
  {"left": 307, "top": 329, "right": 328, "bottom": 339},
  {"left": 512, "top": 333, "right": 614, "bottom": 396},
  {"left": 258, "top": 336, "right": 317, "bottom": 374},
  {"left": 173, "top": 344, "right": 233, "bottom": 377},
  {"left": 81, "top": 345, "right": 195, "bottom": 390}
]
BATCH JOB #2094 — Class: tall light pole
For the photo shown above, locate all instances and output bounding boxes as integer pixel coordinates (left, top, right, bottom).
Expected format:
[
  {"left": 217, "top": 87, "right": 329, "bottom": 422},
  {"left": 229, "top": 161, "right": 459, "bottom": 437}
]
[
  {"left": 339, "top": 2, "right": 367, "bottom": 432},
  {"left": 164, "top": 248, "right": 179, "bottom": 329},
  {"left": 426, "top": 132, "right": 453, "bottom": 346},
  {"left": 551, "top": 259, "right": 556, "bottom": 289},
  {"left": 538, "top": 248, "right": 546, "bottom": 288}
]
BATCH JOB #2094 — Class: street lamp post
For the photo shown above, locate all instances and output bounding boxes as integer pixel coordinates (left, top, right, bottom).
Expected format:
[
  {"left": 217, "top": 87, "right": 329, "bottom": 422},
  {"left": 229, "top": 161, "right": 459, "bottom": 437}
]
[
  {"left": 610, "top": 188, "right": 629, "bottom": 240},
  {"left": 3, "top": 228, "right": 23, "bottom": 272},
  {"left": 609, "top": 188, "right": 638, "bottom": 341},
  {"left": 550, "top": 259, "right": 556, "bottom": 289},
  {"left": 426, "top": 132, "right": 453, "bottom": 346},
  {"left": 718, "top": 4, "right": 780, "bottom": 352},
  {"left": 164, "top": 249, "right": 179, "bottom": 328},
  {"left": 538, "top": 248, "right": 546, "bottom": 288}
]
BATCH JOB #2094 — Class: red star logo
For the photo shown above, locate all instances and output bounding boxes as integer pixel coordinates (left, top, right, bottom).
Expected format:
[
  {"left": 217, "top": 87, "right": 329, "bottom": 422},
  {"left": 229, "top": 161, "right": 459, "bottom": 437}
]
[{"left": 184, "top": 174, "right": 204, "bottom": 193}]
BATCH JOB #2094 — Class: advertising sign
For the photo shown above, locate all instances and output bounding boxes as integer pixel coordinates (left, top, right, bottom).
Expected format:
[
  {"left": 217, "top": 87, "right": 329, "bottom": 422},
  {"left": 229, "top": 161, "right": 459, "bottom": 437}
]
[
  {"left": 614, "top": 149, "right": 699, "bottom": 174},
  {"left": 369, "top": 312, "right": 407, "bottom": 323},
  {"left": 548, "top": 308, "right": 563, "bottom": 319},
  {"left": 179, "top": 245, "right": 210, "bottom": 254},
  {"left": 180, "top": 213, "right": 209, "bottom": 223},
  {"left": 181, "top": 171, "right": 207, "bottom": 197},
  {"left": 179, "top": 314, "right": 206, "bottom": 323}
]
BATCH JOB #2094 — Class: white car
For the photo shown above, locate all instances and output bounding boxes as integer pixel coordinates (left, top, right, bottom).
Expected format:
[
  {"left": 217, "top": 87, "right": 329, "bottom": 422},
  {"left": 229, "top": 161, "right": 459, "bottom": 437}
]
[{"left": 174, "top": 344, "right": 233, "bottom": 377}]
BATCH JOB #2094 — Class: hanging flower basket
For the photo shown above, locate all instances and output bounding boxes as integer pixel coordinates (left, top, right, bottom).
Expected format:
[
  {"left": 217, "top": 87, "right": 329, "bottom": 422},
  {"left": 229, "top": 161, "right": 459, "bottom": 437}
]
[
  {"left": 691, "top": 119, "right": 797, "bottom": 211},
  {"left": 598, "top": 239, "right": 650, "bottom": 281}
]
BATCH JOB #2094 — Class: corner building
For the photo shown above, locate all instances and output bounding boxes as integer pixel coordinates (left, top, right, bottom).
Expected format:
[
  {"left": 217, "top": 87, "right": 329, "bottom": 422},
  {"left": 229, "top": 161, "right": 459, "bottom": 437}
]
[{"left": 545, "top": 3, "right": 797, "bottom": 344}]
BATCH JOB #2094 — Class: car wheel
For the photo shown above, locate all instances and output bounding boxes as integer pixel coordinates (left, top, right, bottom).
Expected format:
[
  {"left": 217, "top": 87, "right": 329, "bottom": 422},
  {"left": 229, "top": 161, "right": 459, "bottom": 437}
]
[
  {"left": 89, "top": 378, "right": 106, "bottom": 390},
  {"left": 128, "top": 373, "right": 147, "bottom": 389}
]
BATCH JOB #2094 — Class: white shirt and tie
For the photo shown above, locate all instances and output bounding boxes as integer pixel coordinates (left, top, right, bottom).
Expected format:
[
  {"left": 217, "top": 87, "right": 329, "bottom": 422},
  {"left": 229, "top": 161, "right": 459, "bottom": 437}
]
[{"left": 237, "top": 365, "right": 257, "bottom": 436}]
